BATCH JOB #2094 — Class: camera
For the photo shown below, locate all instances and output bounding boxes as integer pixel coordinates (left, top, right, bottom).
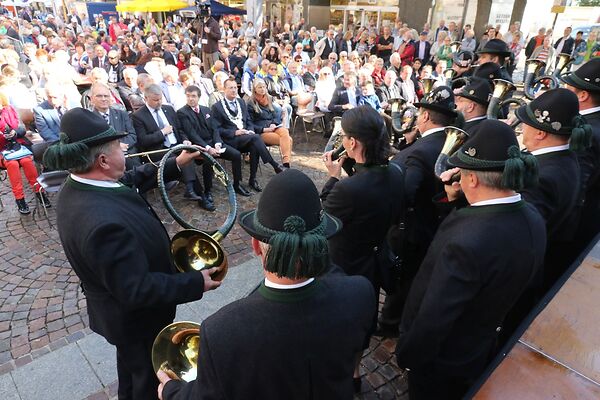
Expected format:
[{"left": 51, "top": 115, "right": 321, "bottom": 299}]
[{"left": 195, "top": 0, "right": 210, "bottom": 18}]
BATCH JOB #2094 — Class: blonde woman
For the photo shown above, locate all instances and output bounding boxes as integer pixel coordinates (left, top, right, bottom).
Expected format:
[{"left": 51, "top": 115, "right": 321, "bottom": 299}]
[{"left": 246, "top": 79, "right": 293, "bottom": 167}]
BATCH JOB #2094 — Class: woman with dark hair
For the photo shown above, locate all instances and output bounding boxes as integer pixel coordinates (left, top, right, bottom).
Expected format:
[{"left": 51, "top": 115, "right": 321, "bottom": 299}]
[
  {"left": 120, "top": 43, "right": 137, "bottom": 65},
  {"left": 135, "top": 52, "right": 153, "bottom": 74},
  {"left": 176, "top": 51, "right": 190, "bottom": 72},
  {"left": 321, "top": 105, "right": 404, "bottom": 393},
  {"left": 246, "top": 79, "right": 293, "bottom": 167},
  {"left": 264, "top": 45, "right": 280, "bottom": 63}
]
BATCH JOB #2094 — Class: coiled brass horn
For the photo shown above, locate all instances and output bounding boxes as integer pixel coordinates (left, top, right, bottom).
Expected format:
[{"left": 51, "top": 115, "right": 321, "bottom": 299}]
[
  {"left": 443, "top": 69, "right": 457, "bottom": 86},
  {"left": 152, "top": 321, "right": 200, "bottom": 381},
  {"left": 450, "top": 41, "right": 462, "bottom": 54},
  {"left": 487, "top": 79, "right": 526, "bottom": 128},
  {"left": 157, "top": 144, "right": 238, "bottom": 281},
  {"left": 553, "top": 53, "right": 573, "bottom": 80},
  {"left": 523, "top": 59, "right": 546, "bottom": 100},
  {"left": 421, "top": 78, "right": 437, "bottom": 96},
  {"left": 390, "top": 98, "right": 418, "bottom": 145},
  {"left": 434, "top": 126, "right": 469, "bottom": 178}
]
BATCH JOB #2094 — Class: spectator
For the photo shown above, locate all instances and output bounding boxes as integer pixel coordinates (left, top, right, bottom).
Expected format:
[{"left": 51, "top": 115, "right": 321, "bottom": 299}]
[
  {"left": 430, "top": 30, "right": 447, "bottom": 65},
  {"left": 371, "top": 58, "right": 386, "bottom": 87},
  {"left": 358, "top": 81, "right": 382, "bottom": 113},
  {"left": 572, "top": 31, "right": 587, "bottom": 71},
  {"left": 415, "top": 31, "right": 432, "bottom": 65},
  {"left": 242, "top": 58, "right": 259, "bottom": 99},
  {"left": 376, "top": 26, "right": 394, "bottom": 64},
  {"left": 33, "top": 82, "right": 69, "bottom": 143},
  {"left": 107, "top": 49, "right": 125, "bottom": 84},
  {"left": 160, "top": 65, "right": 187, "bottom": 110},
  {"left": 525, "top": 27, "right": 547, "bottom": 59},
  {"left": 461, "top": 29, "right": 476, "bottom": 52},
  {"left": 436, "top": 35, "right": 453, "bottom": 69},
  {"left": 120, "top": 43, "right": 137, "bottom": 65},
  {"left": 176, "top": 51, "right": 190, "bottom": 72},
  {"left": 531, "top": 36, "right": 556, "bottom": 74}
]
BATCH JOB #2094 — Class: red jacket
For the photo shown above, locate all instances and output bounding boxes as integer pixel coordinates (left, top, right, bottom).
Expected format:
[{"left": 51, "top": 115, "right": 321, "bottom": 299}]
[{"left": 400, "top": 41, "right": 416, "bottom": 66}]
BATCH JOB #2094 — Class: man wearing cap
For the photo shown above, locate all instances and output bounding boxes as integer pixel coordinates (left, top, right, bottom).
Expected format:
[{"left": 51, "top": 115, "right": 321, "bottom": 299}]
[
  {"left": 156, "top": 169, "right": 376, "bottom": 400},
  {"left": 562, "top": 58, "right": 600, "bottom": 250},
  {"left": 454, "top": 78, "right": 491, "bottom": 133},
  {"left": 378, "top": 86, "right": 460, "bottom": 337},
  {"left": 43, "top": 108, "right": 221, "bottom": 400},
  {"left": 515, "top": 88, "right": 591, "bottom": 289},
  {"left": 396, "top": 119, "right": 546, "bottom": 400},
  {"left": 475, "top": 39, "right": 513, "bottom": 82},
  {"left": 450, "top": 50, "right": 475, "bottom": 86}
]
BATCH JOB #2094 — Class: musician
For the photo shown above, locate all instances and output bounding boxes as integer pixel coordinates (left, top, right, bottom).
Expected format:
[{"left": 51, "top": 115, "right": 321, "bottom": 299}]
[
  {"left": 157, "top": 169, "right": 375, "bottom": 400},
  {"left": 474, "top": 39, "right": 513, "bottom": 82},
  {"left": 131, "top": 84, "right": 204, "bottom": 202},
  {"left": 378, "top": 86, "right": 460, "bottom": 337},
  {"left": 515, "top": 88, "right": 591, "bottom": 288},
  {"left": 450, "top": 50, "right": 475, "bottom": 87},
  {"left": 396, "top": 120, "right": 546, "bottom": 400},
  {"left": 454, "top": 78, "right": 491, "bottom": 133},
  {"left": 210, "top": 77, "right": 283, "bottom": 194},
  {"left": 562, "top": 58, "right": 600, "bottom": 250},
  {"left": 43, "top": 108, "right": 221, "bottom": 400}
]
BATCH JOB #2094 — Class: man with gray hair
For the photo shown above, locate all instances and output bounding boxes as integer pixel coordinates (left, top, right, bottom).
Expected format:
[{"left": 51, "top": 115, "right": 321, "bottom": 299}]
[{"left": 242, "top": 58, "right": 258, "bottom": 98}]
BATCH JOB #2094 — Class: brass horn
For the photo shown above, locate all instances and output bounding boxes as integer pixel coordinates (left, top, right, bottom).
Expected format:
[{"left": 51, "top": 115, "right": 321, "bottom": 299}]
[
  {"left": 324, "top": 116, "right": 345, "bottom": 161},
  {"left": 157, "top": 145, "right": 238, "bottom": 281},
  {"left": 421, "top": 78, "right": 437, "bottom": 96},
  {"left": 390, "top": 98, "right": 418, "bottom": 145},
  {"left": 434, "top": 126, "right": 469, "bottom": 178},
  {"left": 443, "top": 68, "right": 457, "bottom": 86},
  {"left": 450, "top": 41, "right": 462, "bottom": 54},
  {"left": 553, "top": 53, "right": 573, "bottom": 80},
  {"left": 523, "top": 59, "right": 546, "bottom": 100},
  {"left": 152, "top": 321, "right": 200, "bottom": 381},
  {"left": 487, "top": 79, "right": 526, "bottom": 127}
]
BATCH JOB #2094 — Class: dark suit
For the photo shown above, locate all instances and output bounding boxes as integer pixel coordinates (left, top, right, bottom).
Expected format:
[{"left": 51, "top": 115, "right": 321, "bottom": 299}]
[
  {"left": 131, "top": 104, "right": 197, "bottom": 183},
  {"left": 396, "top": 201, "right": 546, "bottom": 399},
  {"left": 161, "top": 274, "right": 376, "bottom": 400},
  {"left": 107, "top": 62, "right": 125, "bottom": 84},
  {"left": 554, "top": 36, "right": 575, "bottom": 57},
  {"left": 92, "top": 56, "right": 110, "bottom": 72},
  {"left": 462, "top": 116, "right": 487, "bottom": 136},
  {"left": 328, "top": 86, "right": 358, "bottom": 117},
  {"left": 163, "top": 51, "right": 176, "bottom": 66},
  {"left": 33, "top": 100, "right": 63, "bottom": 142},
  {"left": 415, "top": 40, "right": 432, "bottom": 65},
  {"left": 321, "top": 38, "right": 336, "bottom": 59},
  {"left": 116, "top": 82, "right": 145, "bottom": 112},
  {"left": 56, "top": 162, "right": 207, "bottom": 399},
  {"left": 302, "top": 71, "right": 318, "bottom": 91},
  {"left": 210, "top": 98, "right": 276, "bottom": 182},
  {"left": 93, "top": 106, "right": 139, "bottom": 169}
]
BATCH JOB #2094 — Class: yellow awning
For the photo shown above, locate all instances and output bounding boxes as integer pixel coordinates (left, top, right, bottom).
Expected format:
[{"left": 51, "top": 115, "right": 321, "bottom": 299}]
[{"left": 116, "top": 0, "right": 189, "bottom": 12}]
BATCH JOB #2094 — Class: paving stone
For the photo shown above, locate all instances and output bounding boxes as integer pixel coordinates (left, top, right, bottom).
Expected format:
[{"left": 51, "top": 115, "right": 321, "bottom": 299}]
[
  {"left": 0, "top": 372, "right": 20, "bottom": 400},
  {"left": 77, "top": 334, "right": 117, "bottom": 386}
]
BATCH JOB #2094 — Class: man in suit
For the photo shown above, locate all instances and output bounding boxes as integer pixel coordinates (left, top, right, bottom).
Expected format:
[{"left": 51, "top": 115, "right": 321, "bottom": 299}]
[
  {"left": 316, "top": 30, "right": 337, "bottom": 60},
  {"left": 433, "top": 19, "right": 448, "bottom": 42},
  {"left": 220, "top": 47, "right": 243, "bottom": 83},
  {"left": 378, "top": 86, "right": 460, "bottom": 337},
  {"left": 160, "top": 65, "right": 187, "bottom": 110},
  {"left": 177, "top": 85, "right": 240, "bottom": 207},
  {"left": 554, "top": 26, "right": 574, "bottom": 65},
  {"left": 117, "top": 68, "right": 144, "bottom": 112},
  {"left": 157, "top": 169, "right": 375, "bottom": 400},
  {"left": 396, "top": 120, "right": 546, "bottom": 400},
  {"left": 302, "top": 59, "right": 319, "bottom": 92},
  {"left": 45, "top": 108, "right": 220, "bottom": 400},
  {"left": 415, "top": 31, "right": 432, "bottom": 66},
  {"left": 131, "top": 84, "right": 204, "bottom": 201},
  {"left": 163, "top": 40, "right": 177, "bottom": 66},
  {"left": 33, "top": 83, "right": 68, "bottom": 143},
  {"left": 562, "top": 58, "right": 600, "bottom": 253},
  {"left": 91, "top": 45, "right": 110, "bottom": 72},
  {"left": 210, "top": 77, "right": 283, "bottom": 194},
  {"left": 89, "top": 83, "right": 140, "bottom": 170},
  {"left": 328, "top": 71, "right": 358, "bottom": 117},
  {"left": 454, "top": 78, "right": 491, "bottom": 133}
]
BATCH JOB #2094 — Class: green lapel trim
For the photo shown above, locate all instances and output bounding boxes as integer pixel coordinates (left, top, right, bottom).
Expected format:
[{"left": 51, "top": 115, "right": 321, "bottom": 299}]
[
  {"left": 65, "top": 176, "right": 130, "bottom": 193},
  {"left": 258, "top": 280, "right": 321, "bottom": 303},
  {"left": 458, "top": 200, "right": 525, "bottom": 215}
]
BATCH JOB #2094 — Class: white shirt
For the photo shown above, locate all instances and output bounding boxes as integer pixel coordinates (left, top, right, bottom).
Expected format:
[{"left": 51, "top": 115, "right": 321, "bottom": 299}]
[
  {"left": 580, "top": 105, "right": 600, "bottom": 116},
  {"left": 555, "top": 36, "right": 568, "bottom": 56},
  {"left": 264, "top": 277, "right": 315, "bottom": 289},
  {"left": 471, "top": 193, "right": 522, "bottom": 207},
  {"left": 70, "top": 174, "right": 121, "bottom": 188},
  {"left": 530, "top": 144, "right": 570, "bottom": 156},
  {"left": 147, "top": 105, "right": 177, "bottom": 146},
  {"left": 420, "top": 126, "right": 445, "bottom": 138},
  {"left": 465, "top": 116, "right": 486, "bottom": 123}
]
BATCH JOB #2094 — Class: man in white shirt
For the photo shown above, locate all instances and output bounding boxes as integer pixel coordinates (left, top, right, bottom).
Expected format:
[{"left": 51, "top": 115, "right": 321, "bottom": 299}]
[{"left": 399, "top": 65, "right": 417, "bottom": 104}]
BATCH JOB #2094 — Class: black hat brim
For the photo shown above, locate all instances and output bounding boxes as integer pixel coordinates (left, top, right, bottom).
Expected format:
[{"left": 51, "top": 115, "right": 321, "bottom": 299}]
[
  {"left": 238, "top": 209, "right": 343, "bottom": 243},
  {"left": 455, "top": 93, "right": 488, "bottom": 106},
  {"left": 475, "top": 49, "right": 511, "bottom": 58},
  {"left": 87, "top": 132, "right": 128, "bottom": 147},
  {"left": 413, "top": 102, "right": 458, "bottom": 117},
  {"left": 447, "top": 151, "right": 505, "bottom": 171},
  {"left": 560, "top": 72, "right": 600, "bottom": 92}
]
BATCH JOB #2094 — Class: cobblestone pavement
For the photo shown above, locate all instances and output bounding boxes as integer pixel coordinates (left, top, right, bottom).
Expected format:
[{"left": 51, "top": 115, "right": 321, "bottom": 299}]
[{"left": 0, "top": 124, "right": 406, "bottom": 399}]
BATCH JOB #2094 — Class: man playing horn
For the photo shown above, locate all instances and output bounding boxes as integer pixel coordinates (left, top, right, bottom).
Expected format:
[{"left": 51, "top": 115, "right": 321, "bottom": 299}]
[{"left": 43, "top": 109, "right": 221, "bottom": 400}]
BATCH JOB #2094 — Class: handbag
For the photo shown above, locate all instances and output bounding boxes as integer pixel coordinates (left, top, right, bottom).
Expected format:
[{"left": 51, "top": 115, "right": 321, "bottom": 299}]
[{"left": 2, "top": 144, "right": 33, "bottom": 161}]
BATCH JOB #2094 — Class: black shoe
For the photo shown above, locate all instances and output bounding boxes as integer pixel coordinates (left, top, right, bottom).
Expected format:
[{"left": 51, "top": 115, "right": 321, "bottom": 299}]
[
  {"left": 184, "top": 189, "right": 203, "bottom": 201},
  {"left": 273, "top": 164, "right": 284, "bottom": 174},
  {"left": 282, "top": 163, "right": 290, "bottom": 168},
  {"left": 199, "top": 197, "right": 216, "bottom": 212},
  {"left": 234, "top": 185, "right": 251, "bottom": 197},
  {"left": 249, "top": 179, "right": 262, "bottom": 192},
  {"left": 373, "top": 324, "right": 399, "bottom": 338},
  {"left": 16, "top": 198, "right": 30, "bottom": 215},
  {"left": 353, "top": 377, "right": 362, "bottom": 394},
  {"left": 204, "top": 191, "right": 214, "bottom": 204},
  {"left": 36, "top": 192, "right": 51, "bottom": 208}
]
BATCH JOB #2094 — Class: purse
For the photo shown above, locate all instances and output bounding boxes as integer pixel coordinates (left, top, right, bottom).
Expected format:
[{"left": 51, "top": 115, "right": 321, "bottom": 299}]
[{"left": 2, "top": 144, "right": 33, "bottom": 161}]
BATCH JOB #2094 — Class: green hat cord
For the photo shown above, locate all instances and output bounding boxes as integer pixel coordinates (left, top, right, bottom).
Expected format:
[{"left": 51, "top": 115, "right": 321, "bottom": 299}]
[
  {"left": 502, "top": 145, "right": 538, "bottom": 191},
  {"left": 569, "top": 115, "right": 592, "bottom": 152},
  {"left": 43, "top": 132, "right": 90, "bottom": 171}
]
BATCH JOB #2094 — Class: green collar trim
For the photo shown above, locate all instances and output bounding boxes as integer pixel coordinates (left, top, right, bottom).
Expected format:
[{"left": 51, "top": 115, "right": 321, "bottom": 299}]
[
  {"left": 258, "top": 280, "right": 320, "bottom": 303},
  {"left": 458, "top": 200, "right": 525, "bottom": 215},
  {"left": 66, "top": 176, "right": 129, "bottom": 193}
]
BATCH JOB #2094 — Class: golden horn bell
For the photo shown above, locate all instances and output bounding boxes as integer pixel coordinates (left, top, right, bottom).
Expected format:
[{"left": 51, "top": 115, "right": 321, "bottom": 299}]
[
  {"left": 491, "top": 79, "right": 516, "bottom": 100},
  {"left": 450, "top": 41, "right": 462, "bottom": 54},
  {"left": 441, "top": 126, "right": 469, "bottom": 157},
  {"left": 525, "top": 59, "right": 546, "bottom": 76},
  {"left": 421, "top": 78, "right": 437, "bottom": 95},
  {"left": 152, "top": 321, "right": 201, "bottom": 382},
  {"left": 555, "top": 53, "right": 573, "bottom": 75},
  {"left": 171, "top": 230, "right": 228, "bottom": 281}
]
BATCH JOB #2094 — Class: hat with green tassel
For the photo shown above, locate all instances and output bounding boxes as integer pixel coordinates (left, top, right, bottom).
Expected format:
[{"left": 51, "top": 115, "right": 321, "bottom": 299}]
[
  {"left": 238, "top": 169, "right": 342, "bottom": 279},
  {"left": 448, "top": 119, "right": 538, "bottom": 191},
  {"left": 515, "top": 88, "right": 592, "bottom": 152},
  {"left": 43, "top": 108, "right": 127, "bottom": 171}
]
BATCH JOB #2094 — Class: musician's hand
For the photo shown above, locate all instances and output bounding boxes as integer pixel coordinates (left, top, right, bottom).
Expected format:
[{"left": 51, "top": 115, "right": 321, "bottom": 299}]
[
  {"left": 403, "top": 128, "right": 419, "bottom": 144},
  {"left": 119, "top": 142, "right": 129, "bottom": 152},
  {"left": 441, "top": 168, "right": 462, "bottom": 201},
  {"left": 175, "top": 147, "right": 204, "bottom": 166},
  {"left": 201, "top": 267, "right": 222, "bottom": 291},
  {"left": 323, "top": 150, "right": 345, "bottom": 180},
  {"left": 157, "top": 369, "right": 178, "bottom": 400}
]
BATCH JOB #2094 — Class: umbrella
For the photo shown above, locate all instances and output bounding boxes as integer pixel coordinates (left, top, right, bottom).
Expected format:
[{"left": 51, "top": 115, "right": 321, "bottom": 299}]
[{"left": 116, "top": 0, "right": 189, "bottom": 13}]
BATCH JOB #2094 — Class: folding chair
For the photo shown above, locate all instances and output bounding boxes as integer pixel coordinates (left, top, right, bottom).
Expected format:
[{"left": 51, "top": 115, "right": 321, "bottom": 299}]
[{"left": 33, "top": 170, "right": 69, "bottom": 227}]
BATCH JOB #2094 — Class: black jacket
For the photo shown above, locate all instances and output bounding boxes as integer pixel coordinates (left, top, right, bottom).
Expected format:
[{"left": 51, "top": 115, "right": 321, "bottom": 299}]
[
  {"left": 396, "top": 201, "right": 546, "bottom": 378},
  {"left": 328, "top": 86, "right": 358, "bottom": 116},
  {"left": 577, "top": 110, "right": 600, "bottom": 226},
  {"left": 321, "top": 164, "right": 404, "bottom": 282},
  {"left": 554, "top": 36, "right": 575, "bottom": 56},
  {"left": 131, "top": 104, "right": 183, "bottom": 156},
  {"left": 463, "top": 116, "right": 487, "bottom": 136},
  {"left": 177, "top": 104, "right": 223, "bottom": 147},
  {"left": 162, "top": 274, "right": 376, "bottom": 400},
  {"left": 302, "top": 71, "right": 318, "bottom": 91},
  {"left": 210, "top": 98, "right": 254, "bottom": 142},
  {"left": 92, "top": 107, "right": 137, "bottom": 149},
  {"left": 246, "top": 102, "right": 283, "bottom": 134},
  {"left": 56, "top": 163, "right": 205, "bottom": 345}
]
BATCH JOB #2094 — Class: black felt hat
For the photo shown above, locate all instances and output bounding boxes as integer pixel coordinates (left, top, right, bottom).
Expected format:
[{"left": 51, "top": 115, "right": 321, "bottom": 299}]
[
  {"left": 238, "top": 169, "right": 342, "bottom": 278},
  {"left": 43, "top": 108, "right": 127, "bottom": 170},
  {"left": 452, "top": 50, "right": 475, "bottom": 68},
  {"left": 449, "top": 119, "right": 538, "bottom": 190},
  {"left": 560, "top": 58, "right": 600, "bottom": 93},
  {"left": 476, "top": 39, "right": 511, "bottom": 58},
  {"left": 414, "top": 85, "right": 458, "bottom": 117},
  {"left": 455, "top": 78, "right": 492, "bottom": 105},
  {"left": 515, "top": 88, "right": 592, "bottom": 151},
  {"left": 472, "top": 62, "right": 503, "bottom": 81}
]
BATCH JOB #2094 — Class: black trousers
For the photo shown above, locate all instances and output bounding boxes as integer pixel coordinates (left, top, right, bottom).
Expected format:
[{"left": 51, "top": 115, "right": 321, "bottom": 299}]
[
  {"left": 115, "top": 334, "right": 159, "bottom": 400},
  {"left": 194, "top": 160, "right": 214, "bottom": 194},
  {"left": 408, "top": 369, "right": 471, "bottom": 400},
  {"left": 219, "top": 143, "right": 242, "bottom": 186},
  {"left": 226, "top": 134, "right": 275, "bottom": 181}
]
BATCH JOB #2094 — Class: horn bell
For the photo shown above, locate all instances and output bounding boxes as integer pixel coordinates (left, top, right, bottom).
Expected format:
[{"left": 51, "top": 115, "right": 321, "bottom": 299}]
[
  {"left": 152, "top": 321, "right": 201, "bottom": 382},
  {"left": 171, "top": 229, "right": 228, "bottom": 281}
]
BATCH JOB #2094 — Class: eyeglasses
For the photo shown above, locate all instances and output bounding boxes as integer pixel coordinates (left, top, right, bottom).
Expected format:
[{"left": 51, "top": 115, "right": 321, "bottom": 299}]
[{"left": 109, "top": 56, "right": 118, "bottom": 59}]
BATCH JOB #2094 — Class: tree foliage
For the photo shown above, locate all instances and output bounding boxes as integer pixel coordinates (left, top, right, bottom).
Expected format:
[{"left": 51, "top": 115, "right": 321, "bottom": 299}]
[{"left": 576, "top": 0, "right": 600, "bottom": 6}]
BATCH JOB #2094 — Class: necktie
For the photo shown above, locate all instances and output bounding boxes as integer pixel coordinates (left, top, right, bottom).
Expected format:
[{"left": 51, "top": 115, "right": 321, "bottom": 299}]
[
  {"left": 194, "top": 106, "right": 199, "bottom": 114},
  {"left": 102, "top": 112, "right": 110, "bottom": 124},
  {"left": 155, "top": 109, "right": 165, "bottom": 129},
  {"left": 228, "top": 101, "right": 237, "bottom": 114},
  {"left": 225, "top": 58, "right": 230, "bottom": 72},
  {"left": 56, "top": 107, "right": 64, "bottom": 119}
]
